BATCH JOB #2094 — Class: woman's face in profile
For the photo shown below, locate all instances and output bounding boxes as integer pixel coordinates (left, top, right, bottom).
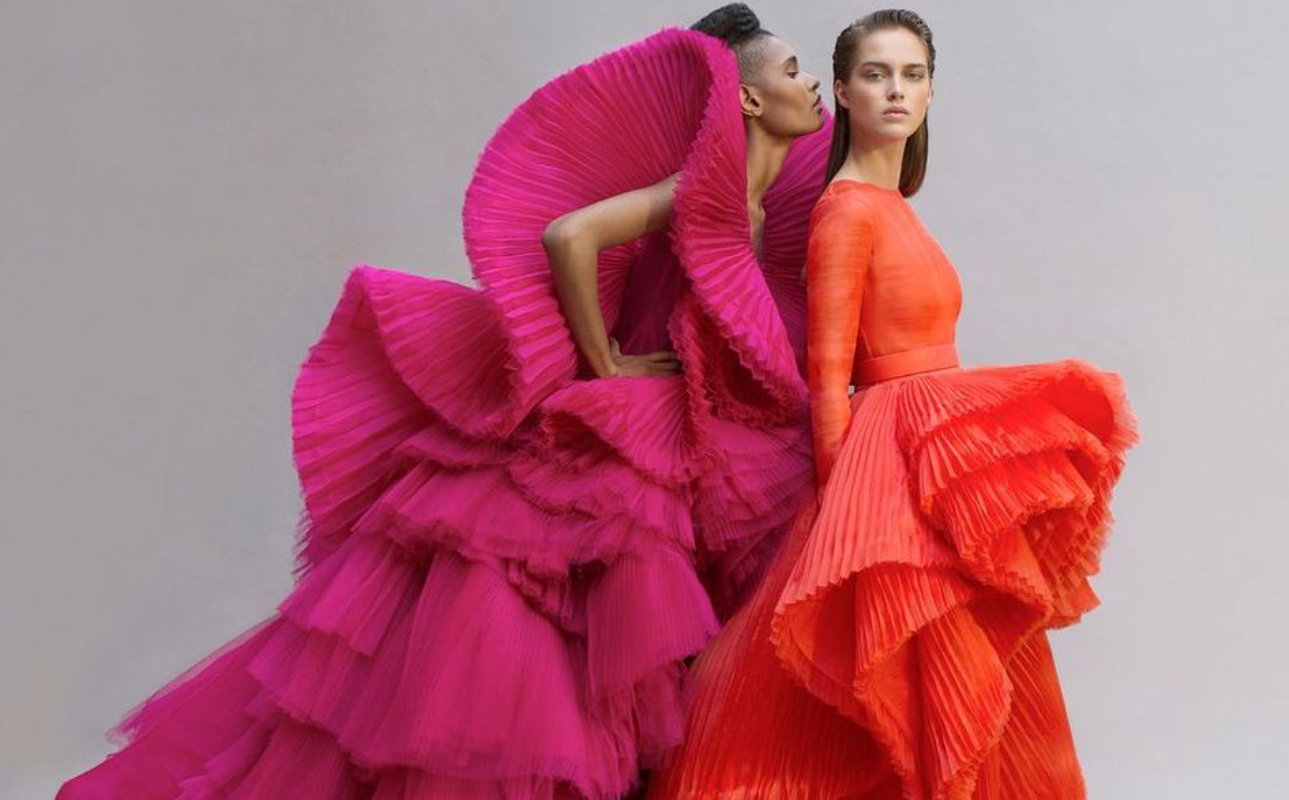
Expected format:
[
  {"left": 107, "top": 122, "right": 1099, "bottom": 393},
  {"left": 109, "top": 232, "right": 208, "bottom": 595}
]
[
  {"left": 742, "top": 35, "right": 826, "bottom": 138},
  {"left": 835, "top": 27, "right": 933, "bottom": 145}
]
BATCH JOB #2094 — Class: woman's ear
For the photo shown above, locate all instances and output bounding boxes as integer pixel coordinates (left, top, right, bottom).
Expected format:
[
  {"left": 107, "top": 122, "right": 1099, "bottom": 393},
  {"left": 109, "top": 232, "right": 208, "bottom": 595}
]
[
  {"left": 834, "top": 78, "right": 850, "bottom": 110},
  {"left": 739, "top": 83, "right": 764, "bottom": 118}
]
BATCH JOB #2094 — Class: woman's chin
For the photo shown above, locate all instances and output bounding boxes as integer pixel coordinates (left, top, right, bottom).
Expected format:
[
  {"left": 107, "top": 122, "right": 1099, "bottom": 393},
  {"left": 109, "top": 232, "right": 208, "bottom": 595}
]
[
  {"left": 877, "top": 115, "right": 918, "bottom": 132},
  {"left": 799, "top": 109, "right": 827, "bottom": 135}
]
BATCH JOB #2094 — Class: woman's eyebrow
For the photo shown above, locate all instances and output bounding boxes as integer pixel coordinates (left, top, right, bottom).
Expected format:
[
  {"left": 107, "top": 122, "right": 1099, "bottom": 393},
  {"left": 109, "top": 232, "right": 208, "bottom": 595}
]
[
  {"left": 860, "top": 60, "right": 927, "bottom": 69},
  {"left": 783, "top": 55, "right": 799, "bottom": 70}
]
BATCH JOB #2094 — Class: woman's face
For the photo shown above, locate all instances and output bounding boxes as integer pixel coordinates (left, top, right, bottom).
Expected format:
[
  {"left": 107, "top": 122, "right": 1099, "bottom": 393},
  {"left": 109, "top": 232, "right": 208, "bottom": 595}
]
[
  {"left": 741, "top": 35, "right": 825, "bottom": 137},
  {"left": 835, "top": 27, "right": 932, "bottom": 145}
]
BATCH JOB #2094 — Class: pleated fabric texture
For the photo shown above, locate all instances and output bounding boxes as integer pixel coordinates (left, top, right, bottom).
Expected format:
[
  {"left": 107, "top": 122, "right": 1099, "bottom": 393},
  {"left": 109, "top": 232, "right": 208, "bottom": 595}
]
[
  {"left": 56, "top": 27, "right": 833, "bottom": 800},
  {"left": 647, "top": 361, "right": 1140, "bottom": 800}
]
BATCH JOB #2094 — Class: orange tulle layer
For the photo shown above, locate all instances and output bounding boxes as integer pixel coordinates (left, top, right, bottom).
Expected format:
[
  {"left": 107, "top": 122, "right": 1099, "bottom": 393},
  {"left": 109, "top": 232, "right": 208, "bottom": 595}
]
[{"left": 647, "top": 359, "right": 1139, "bottom": 800}]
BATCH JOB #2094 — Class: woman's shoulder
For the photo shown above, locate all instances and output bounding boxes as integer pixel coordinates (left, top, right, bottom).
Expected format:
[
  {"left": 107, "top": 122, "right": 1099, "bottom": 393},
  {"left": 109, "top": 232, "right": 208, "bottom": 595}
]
[{"left": 809, "top": 181, "right": 885, "bottom": 231}]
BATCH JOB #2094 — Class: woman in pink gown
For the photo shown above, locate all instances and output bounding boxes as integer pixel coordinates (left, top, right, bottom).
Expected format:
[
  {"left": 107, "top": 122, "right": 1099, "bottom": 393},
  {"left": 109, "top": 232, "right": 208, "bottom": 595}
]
[{"left": 57, "top": 5, "right": 837, "bottom": 800}]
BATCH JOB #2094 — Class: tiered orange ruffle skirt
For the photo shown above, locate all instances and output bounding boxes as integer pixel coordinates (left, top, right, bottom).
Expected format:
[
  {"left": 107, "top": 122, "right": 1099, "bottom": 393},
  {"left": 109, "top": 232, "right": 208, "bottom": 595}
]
[{"left": 648, "top": 348, "right": 1139, "bottom": 800}]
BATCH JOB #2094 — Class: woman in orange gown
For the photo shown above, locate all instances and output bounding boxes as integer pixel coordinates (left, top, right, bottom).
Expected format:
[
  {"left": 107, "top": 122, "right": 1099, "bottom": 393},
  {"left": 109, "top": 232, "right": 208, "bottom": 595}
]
[{"left": 646, "top": 10, "right": 1140, "bottom": 800}]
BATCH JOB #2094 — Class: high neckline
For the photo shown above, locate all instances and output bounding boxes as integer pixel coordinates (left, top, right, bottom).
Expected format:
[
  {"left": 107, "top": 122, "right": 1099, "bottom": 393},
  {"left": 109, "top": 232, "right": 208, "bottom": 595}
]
[{"left": 827, "top": 178, "right": 903, "bottom": 197}]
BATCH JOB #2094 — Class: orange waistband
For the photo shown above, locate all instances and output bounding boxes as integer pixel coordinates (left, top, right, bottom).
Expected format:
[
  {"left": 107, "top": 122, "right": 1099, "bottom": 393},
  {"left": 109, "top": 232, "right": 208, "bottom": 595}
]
[{"left": 852, "top": 342, "right": 960, "bottom": 385}]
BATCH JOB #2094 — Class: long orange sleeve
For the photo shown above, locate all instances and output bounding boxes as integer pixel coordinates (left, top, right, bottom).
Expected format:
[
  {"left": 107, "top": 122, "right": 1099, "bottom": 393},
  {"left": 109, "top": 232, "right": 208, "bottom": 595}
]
[{"left": 806, "top": 194, "right": 874, "bottom": 488}]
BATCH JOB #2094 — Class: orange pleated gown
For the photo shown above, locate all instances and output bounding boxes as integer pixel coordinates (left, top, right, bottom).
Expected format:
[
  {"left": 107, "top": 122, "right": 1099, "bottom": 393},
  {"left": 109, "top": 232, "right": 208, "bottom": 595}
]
[{"left": 646, "top": 179, "right": 1140, "bottom": 800}]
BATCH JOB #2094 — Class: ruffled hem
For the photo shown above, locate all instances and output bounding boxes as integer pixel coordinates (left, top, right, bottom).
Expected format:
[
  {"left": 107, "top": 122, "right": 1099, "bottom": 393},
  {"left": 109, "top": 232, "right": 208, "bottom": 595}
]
[
  {"left": 58, "top": 528, "right": 717, "bottom": 800},
  {"left": 289, "top": 265, "right": 516, "bottom": 574},
  {"left": 771, "top": 359, "right": 1137, "bottom": 799},
  {"left": 646, "top": 359, "right": 1138, "bottom": 800}
]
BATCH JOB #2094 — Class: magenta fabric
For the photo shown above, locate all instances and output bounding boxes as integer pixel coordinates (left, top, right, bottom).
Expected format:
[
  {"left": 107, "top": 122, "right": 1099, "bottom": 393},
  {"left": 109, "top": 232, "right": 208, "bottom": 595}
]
[{"left": 57, "top": 27, "right": 831, "bottom": 800}]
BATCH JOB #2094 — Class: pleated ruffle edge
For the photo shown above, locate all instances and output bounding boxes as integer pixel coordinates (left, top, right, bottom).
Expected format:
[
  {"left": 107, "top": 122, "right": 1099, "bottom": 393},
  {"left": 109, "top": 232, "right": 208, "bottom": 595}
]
[
  {"left": 644, "top": 359, "right": 1139, "bottom": 800},
  {"left": 768, "top": 359, "right": 1140, "bottom": 799}
]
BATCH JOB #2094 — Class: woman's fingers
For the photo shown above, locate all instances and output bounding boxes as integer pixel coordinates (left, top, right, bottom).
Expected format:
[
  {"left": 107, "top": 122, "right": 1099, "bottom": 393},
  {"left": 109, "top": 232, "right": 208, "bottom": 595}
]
[
  {"left": 610, "top": 354, "right": 682, "bottom": 377},
  {"left": 603, "top": 344, "right": 683, "bottom": 377},
  {"left": 645, "top": 357, "right": 681, "bottom": 374}
]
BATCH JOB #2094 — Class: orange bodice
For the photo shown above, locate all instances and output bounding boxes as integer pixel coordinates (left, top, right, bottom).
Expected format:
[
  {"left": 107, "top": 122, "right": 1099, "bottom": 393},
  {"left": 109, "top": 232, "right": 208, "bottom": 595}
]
[{"left": 806, "top": 179, "right": 963, "bottom": 485}]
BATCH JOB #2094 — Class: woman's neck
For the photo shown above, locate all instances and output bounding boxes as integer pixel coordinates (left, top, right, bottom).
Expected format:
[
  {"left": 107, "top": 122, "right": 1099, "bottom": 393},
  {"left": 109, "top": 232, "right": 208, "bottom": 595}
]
[
  {"left": 745, "top": 125, "right": 793, "bottom": 212},
  {"left": 838, "top": 135, "right": 906, "bottom": 190}
]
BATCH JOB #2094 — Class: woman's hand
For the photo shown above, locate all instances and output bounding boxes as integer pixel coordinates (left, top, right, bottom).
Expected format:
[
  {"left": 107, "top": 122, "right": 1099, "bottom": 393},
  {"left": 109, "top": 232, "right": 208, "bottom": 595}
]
[{"left": 601, "top": 338, "right": 681, "bottom": 378}]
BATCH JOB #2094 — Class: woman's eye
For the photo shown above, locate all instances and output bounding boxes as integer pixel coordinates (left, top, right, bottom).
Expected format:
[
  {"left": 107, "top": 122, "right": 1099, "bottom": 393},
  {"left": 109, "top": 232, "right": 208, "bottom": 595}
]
[
  {"left": 788, "top": 71, "right": 799, "bottom": 78},
  {"left": 864, "top": 73, "right": 883, "bottom": 80}
]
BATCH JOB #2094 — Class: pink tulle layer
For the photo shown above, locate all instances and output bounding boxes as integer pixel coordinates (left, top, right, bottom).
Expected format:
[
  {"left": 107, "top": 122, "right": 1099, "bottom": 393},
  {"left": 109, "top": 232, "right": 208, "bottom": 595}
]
[{"left": 57, "top": 260, "right": 814, "bottom": 800}]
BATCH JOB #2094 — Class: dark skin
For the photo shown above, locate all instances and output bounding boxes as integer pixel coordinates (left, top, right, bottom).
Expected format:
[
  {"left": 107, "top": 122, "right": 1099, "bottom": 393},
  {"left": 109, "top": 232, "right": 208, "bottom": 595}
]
[{"left": 541, "top": 35, "right": 824, "bottom": 378}]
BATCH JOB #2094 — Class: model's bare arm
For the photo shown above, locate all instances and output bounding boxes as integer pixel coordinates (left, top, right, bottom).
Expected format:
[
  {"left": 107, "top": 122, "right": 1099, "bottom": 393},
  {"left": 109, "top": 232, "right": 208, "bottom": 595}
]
[{"left": 541, "top": 174, "right": 681, "bottom": 378}]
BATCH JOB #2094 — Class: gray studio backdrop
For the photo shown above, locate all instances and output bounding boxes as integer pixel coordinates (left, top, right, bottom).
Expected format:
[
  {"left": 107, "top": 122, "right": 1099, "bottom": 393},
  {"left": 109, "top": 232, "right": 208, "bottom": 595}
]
[{"left": 3, "top": 1, "right": 1285, "bottom": 797}]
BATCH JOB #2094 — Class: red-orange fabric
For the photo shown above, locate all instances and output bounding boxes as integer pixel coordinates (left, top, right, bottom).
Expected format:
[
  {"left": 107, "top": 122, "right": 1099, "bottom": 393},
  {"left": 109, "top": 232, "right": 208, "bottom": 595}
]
[
  {"left": 808, "top": 180, "right": 963, "bottom": 485},
  {"left": 647, "top": 180, "right": 1139, "bottom": 800}
]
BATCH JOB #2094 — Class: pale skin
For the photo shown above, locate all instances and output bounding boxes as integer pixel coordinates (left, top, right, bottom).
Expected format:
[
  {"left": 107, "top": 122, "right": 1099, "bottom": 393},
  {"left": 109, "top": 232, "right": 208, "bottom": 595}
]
[
  {"left": 541, "top": 35, "right": 824, "bottom": 379},
  {"left": 830, "top": 26, "right": 934, "bottom": 188}
]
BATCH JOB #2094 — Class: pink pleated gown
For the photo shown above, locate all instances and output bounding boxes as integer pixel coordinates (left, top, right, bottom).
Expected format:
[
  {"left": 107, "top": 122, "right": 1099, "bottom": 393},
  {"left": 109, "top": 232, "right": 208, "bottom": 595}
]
[{"left": 56, "top": 28, "right": 834, "bottom": 800}]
